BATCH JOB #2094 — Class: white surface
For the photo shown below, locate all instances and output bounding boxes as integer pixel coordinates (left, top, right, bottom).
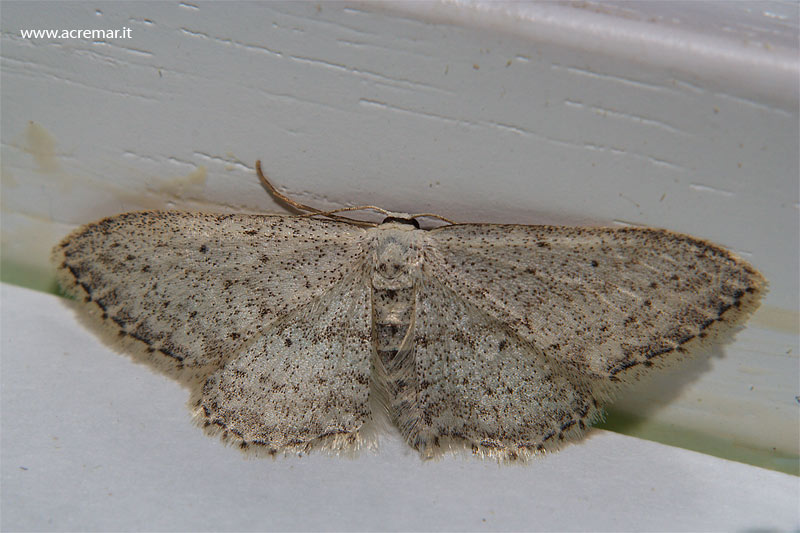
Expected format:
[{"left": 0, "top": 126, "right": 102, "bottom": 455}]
[
  {"left": 413, "top": 1, "right": 798, "bottom": 107},
  {"left": 1, "top": 1, "right": 797, "bottom": 468},
  {"left": 2, "top": 282, "right": 798, "bottom": 532}
]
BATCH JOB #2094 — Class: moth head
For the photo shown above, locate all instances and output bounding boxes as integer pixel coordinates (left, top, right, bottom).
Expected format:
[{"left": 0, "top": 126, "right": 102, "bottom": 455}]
[{"left": 381, "top": 216, "right": 420, "bottom": 229}]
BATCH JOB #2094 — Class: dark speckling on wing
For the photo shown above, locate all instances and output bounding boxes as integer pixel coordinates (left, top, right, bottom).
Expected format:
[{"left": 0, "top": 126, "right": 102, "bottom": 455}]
[{"left": 53, "top": 210, "right": 765, "bottom": 460}]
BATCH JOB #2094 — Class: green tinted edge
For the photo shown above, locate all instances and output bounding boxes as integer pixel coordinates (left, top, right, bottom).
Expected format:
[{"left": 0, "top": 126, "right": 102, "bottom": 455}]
[
  {"left": 1, "top": 260, "right": 60, "bottom": 295},
  {"left": 598, "top": 410, "right": 799, "bottom": 476}
]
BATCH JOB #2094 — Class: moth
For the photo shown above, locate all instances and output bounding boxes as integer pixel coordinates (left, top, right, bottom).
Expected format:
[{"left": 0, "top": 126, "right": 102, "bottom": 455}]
[{"left": 53, "top": 161, "right": 766, "bottom": 459}]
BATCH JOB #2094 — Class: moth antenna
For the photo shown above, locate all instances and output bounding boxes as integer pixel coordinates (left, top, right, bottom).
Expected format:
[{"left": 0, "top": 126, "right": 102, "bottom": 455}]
[
  {"left": 410, "top": 213, "right": 456, "bottom": 225},
  {"left": 256, "top": 160, "right": 378, "bottom": 227},
  {"left": 326, "top": 205, "right": 393, "bottom": 217},
  {"left": 255, "top": 160, "right": 321, "bottom": 215},
  {"left": 256, "top": 161, "right": 454, "bottom": 227}
]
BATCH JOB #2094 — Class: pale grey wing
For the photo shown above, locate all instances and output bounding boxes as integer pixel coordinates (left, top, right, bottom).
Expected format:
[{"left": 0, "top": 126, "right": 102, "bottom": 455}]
[
  {"left": 405, "top": 277, "right": 601, "bottom": 459},
  {"left": 53, "top": 213, "right": 367, "bottom": 386},
  {"left": 425, "top": 224, "right": 765, "bottom": 382},
  {"left": 199, "top": 271, "right": 372, "bottom": 452}
]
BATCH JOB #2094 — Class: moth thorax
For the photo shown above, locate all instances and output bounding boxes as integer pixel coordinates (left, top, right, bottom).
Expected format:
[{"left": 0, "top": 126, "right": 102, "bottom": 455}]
[{"left": 370, "top": 235, "right": 422, "bottom": 291}]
